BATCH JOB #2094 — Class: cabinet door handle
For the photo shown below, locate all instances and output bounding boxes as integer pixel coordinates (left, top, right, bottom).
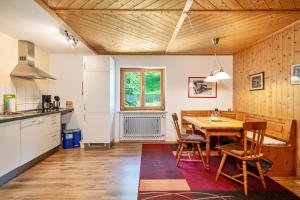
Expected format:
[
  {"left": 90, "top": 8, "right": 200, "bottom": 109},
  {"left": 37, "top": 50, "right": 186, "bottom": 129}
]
[
  {"left": 82, "top": 81, "right": 84, "bottom": 96},
  {"left": 84, "top": 104, "right": 86, "bottom": 111}
]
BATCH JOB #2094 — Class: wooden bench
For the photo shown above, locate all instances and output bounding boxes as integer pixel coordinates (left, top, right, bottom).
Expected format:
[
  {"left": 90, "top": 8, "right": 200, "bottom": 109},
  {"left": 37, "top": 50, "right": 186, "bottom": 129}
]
[
  {"left": 243, "top": 113, "right": 296, "bottom": 176},
  {"left": 180, "top": 110, "right": 296, "bottom": 176},
  {"left": 181, "top": 110, "right": 211, "bottom": 133}
]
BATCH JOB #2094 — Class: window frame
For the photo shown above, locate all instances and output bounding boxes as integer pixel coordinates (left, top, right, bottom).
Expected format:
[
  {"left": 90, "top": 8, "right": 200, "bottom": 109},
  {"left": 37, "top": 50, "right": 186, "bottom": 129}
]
[{"left": 120, "top": 68, "right": 165, "bottom": 111}]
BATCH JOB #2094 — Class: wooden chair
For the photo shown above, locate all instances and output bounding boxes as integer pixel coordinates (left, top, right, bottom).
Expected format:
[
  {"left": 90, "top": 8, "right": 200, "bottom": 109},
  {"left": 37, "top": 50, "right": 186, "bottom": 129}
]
[
  {"left": 215, "top": 121, "right": 267, "bottom": 196},
  {"left": 172, "top": 113, "right": 206, "bottom": 168}
]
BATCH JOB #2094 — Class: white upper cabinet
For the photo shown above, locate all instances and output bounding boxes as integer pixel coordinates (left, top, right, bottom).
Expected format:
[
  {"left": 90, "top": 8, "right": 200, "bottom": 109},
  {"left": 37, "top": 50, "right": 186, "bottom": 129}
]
[{"left": 0, "top": 121, "right": 20, "bottom": 176}]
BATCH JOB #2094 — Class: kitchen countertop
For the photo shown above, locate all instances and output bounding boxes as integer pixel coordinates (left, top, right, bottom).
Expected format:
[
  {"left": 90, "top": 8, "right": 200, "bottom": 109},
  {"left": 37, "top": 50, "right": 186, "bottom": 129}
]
[{"left": 0, "top": 108, "right": 74, "bottom": 124}]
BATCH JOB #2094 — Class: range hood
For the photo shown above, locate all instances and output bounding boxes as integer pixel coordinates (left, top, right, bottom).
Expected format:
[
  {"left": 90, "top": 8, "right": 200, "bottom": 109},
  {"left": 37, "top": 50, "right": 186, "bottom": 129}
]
[{"left": 10, "top": 40, "right": 56, "bottom": 80}]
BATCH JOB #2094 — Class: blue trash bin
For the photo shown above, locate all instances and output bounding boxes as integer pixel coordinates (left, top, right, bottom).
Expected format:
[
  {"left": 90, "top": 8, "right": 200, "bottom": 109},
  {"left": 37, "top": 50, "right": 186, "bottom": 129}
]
[
  {"left": 63, "top": 130, "right": 73, "bottom": 149},
  {"left": 72, "top": 129, "right": 81, "bottom": 148}
]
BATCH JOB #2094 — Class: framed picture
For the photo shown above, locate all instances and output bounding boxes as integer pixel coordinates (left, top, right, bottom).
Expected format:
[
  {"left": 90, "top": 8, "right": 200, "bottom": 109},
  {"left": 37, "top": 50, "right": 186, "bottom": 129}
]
[
  {"left": 291, "top": 64, "right": 300, "bottom": 85},
  {"left": 188, "top": 77, "right": 217, "bottom": 98},
  {"left": 249, "top": 72, "right": 264, "bottom": 91}
]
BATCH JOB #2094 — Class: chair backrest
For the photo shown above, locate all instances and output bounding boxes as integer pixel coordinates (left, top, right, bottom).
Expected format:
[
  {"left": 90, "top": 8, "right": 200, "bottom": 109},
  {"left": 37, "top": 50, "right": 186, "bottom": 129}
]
[
  {"left": 243, "top": 121, "right": 267, "bottom": 158},
  {"left": 172, "top": 113, "right": 182, "bottom": 141}
]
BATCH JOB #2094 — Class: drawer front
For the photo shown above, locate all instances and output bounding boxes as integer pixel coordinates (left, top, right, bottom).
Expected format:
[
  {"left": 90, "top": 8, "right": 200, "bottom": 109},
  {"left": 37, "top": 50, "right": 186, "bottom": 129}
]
[
  {"left": 49, "top": 132, "right": 61, "bottom": 149},
  {"left": 21, "top": 117, "right": 41, "bottom": 128},
  {"left": 47, "top": 114, "right": 61, "bottom": 149},
  {"left": 44, "top": 113, "right": 61, "bottom": 132}
]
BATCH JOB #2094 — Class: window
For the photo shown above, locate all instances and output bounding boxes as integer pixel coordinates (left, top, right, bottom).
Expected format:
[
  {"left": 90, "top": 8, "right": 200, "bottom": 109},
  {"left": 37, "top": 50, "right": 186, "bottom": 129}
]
[{"left": 120, "top": 68, "right": 165, "bottom": 110}]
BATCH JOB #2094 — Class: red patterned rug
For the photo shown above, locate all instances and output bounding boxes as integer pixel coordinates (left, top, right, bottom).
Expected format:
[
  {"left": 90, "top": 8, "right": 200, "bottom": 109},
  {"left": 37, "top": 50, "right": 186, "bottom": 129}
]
[{"left": 138, "top": 144, "right": 299, "bottom": 200}]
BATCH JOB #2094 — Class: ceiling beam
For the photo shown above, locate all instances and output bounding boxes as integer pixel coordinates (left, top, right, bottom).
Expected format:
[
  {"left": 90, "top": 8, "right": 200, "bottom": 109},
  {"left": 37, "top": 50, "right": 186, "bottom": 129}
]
[
  {"left": 34, "top": 0, "right": 103, "bottom": 54},
  {"left": 165, "top": 0, "right": 194, "bottom": 53}
]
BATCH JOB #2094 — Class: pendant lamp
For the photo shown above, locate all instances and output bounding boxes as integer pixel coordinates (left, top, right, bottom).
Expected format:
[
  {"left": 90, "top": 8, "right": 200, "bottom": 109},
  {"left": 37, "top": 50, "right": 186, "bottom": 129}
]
[{"left": 204, "top": 37, "right": 231, "bottom": 82}]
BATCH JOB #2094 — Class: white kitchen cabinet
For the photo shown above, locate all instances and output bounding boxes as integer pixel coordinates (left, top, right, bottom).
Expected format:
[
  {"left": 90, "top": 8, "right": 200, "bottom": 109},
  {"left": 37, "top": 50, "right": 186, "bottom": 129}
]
[
  {"left": 20, "top": 117, "right": 43, "bottom": 165},
  {"left": 44, "top": 113, "right": 61, "bottom": 150},
  {"left": 20, "top": 113, "right": 61, "bottom": 165},
  {"left": 0, "top": 121, "right": 20, "bottom": 177},
  {"left": 83, "top": 113, "right": 110, "bottom": 143},
  {"left": 83, "top": 71, "right": 110, "bottom": 113},
  {"left": 82, "top": 56, "right": 115, "bottom": 145},
  {"left": 0, "top": 113, "right": 61, "bottom": 183}
]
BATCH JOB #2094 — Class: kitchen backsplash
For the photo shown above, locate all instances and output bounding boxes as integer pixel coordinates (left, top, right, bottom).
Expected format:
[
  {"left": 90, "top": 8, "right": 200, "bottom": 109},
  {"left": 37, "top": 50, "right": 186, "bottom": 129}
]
[{"left": 0, "top": 86, "right": 48, "bottom": 113}]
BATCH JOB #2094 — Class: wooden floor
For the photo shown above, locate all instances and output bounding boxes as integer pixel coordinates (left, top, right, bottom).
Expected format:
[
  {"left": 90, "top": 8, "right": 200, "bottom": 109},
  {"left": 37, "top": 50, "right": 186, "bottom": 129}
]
[
  {"left": 272, "top": 177, "right": 300, "bottom": 197},
  {"left": 0, "top": 143, "right": 142, "bottom": 200},
  {"left": 0, "top": 143, "right": 299, "bottom": 199}
]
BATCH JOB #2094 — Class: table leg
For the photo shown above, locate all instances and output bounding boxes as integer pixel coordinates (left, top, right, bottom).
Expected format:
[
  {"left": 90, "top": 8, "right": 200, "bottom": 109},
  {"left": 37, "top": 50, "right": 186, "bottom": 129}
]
[
  {"left": 217, "top": 136, "right": 221, "bottom": 155},
  {"left": 205, "top": 136, "right": 211, "bottom": 169}
]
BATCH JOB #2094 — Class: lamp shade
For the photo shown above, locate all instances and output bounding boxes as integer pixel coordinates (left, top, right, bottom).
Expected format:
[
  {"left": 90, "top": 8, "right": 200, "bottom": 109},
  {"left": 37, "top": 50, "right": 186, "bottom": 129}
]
[
  {"left": 204, "top": 75, "right": 218, "bottom": 82},
  {"left": 214, "top": 68, "right": 231, "bottom": 80}
]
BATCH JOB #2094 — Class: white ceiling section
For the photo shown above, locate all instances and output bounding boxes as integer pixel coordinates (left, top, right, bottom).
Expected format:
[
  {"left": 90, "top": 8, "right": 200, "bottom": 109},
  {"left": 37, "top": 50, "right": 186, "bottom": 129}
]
[{"left": 0, "top": 0, "right": 93, "bottom": 54}]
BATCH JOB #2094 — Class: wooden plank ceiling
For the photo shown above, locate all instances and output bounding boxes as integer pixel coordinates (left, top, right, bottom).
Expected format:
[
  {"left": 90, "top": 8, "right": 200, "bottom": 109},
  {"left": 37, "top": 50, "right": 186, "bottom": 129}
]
[{"left": 36, "top": 0, "right": 300, "bottom": 55}]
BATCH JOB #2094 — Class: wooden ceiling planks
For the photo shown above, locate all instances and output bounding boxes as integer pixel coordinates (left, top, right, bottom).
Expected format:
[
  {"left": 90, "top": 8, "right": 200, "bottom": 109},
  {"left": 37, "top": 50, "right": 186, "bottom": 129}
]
[
  {"left": 167, "top": 12, "right": 300, "bottom": 54},
  {"left": 67, "top": 0, "right": 91, "bottom": 9},
  {"left": 249, "top": 0, "right": 269, "bottom": 9},
  {"left": 279, "top": 0, "right": 296, "bottom": 9},
  {"left": 193, "top": 0, "right": 216, "bottom": 10},
  {"left": 45, "top": 0, "right": 300, "bottom": 10},
  {"left": 36, "top": 0, "right": 300, "bottom": 55},
  {"left": 264, "top": 0, "right": 282, "bottom": 9},
  {"left": 57, "top": 11, "right": 180, "bottom": 54}
]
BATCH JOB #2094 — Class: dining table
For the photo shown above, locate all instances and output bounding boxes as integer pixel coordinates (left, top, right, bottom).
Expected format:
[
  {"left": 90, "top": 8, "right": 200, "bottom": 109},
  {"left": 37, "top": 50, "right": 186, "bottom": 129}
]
[{"left": 183, "top": 116, "right": 243, "bottom": 169}]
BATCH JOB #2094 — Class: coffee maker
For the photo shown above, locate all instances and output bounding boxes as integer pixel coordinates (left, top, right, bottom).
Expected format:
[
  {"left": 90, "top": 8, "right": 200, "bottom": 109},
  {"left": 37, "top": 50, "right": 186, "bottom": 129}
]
[
  {"left": 42, "top": 95, "right": 52, "bottom": 112},
  {"left": 53, "top": 96, "right": 60, "bottom": 110}
]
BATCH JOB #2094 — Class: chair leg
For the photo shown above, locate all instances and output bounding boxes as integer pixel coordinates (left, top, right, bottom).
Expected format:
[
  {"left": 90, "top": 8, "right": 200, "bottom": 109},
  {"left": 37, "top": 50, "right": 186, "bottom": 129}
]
[
  {"left": 176, "top": 143, "right": 184, "bottom": 166},
  {"left": 236, "top": 160, "right": 241, "bottom": 173},
  {"left": 242, "top": 161, "right": 248, "bottom": 196},
  {"left": 175, "top": 143, "right": 181, "bottom": 159},
  {"left": 216, "top": 153, "right": 227, "bottom": 180},
  {"left": 196, "top": 143, "right": 205, "bottom": 168},
  {"left": 256, "top": 161, "right": 267, "bottom": 189}
]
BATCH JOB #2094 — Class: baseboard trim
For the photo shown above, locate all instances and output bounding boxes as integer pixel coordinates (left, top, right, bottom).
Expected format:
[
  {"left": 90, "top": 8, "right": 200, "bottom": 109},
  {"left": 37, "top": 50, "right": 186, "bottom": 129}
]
[{"left": 0, "top": 146, "right": 59, "bottom": 186}]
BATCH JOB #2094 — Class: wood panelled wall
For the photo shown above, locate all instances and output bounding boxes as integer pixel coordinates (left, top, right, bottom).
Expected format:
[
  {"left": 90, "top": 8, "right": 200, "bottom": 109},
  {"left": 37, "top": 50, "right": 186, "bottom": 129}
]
[{"left": 233, "top": 21, "right": 300, "bottom": 176}]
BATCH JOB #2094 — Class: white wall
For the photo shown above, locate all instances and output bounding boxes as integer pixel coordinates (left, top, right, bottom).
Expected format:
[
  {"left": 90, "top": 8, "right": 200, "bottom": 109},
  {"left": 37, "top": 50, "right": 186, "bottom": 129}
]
[
  {"left": 48, "top": 54, "right": 233, "bottom": 142},
  {"left": 113, "top": 55, "right": 233, "bottom": 141},
  {"left": 0, "top": 31, "right": 50, "bottom": 112},
  {"left": 49, "top": 54, "right": 83, "bottom": 130}
]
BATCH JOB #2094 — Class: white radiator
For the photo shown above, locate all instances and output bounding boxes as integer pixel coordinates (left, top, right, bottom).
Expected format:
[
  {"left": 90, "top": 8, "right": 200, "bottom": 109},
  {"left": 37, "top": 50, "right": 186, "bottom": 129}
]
[{"left": 119, "top": 112, "right": 166, "bottom": 141}]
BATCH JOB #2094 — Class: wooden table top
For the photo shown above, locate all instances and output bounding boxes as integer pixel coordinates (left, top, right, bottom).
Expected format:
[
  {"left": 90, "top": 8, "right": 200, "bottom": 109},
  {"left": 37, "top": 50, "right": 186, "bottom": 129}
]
[{"left": 183, "top": 116, "right": 243, "bottom": 130}]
